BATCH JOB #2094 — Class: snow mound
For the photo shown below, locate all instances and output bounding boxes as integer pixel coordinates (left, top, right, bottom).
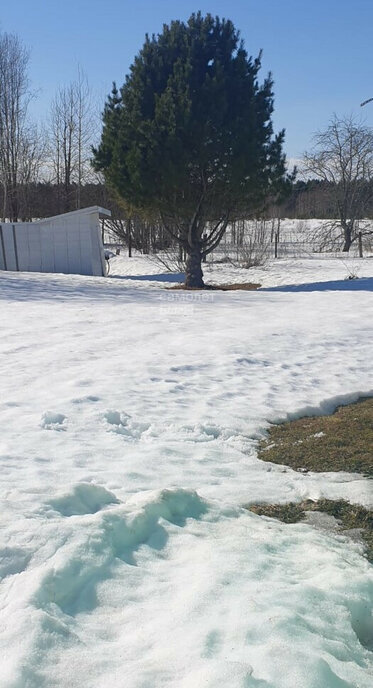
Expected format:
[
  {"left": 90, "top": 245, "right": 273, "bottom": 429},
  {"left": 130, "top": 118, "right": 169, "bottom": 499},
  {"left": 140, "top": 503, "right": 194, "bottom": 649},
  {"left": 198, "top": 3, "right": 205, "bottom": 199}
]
[
  {"left": 0, "top": 547, "right": 32, "bottom": 578},
  {"left": 104, "top": 409, "right": 150, "bottom": 439},
  {"left": 48, "top": 483, "right": 120, "bottom": 516},
  {"left": 269, "top": 390, "right": 373, "bottom": 424},
  {"left": 145, "top": 421, "right": 222, "bottom": 443},
  {"left": 40, "top": 411, "right": 67, "bottom": 430},
  {"left": 348, "top": 589, "right": 373, "bottom": 651},
  {"left": 35, "top": 488, "right": 208, "bottom": 615},
  {"left": 133, "top": 486, "right": 208, "bottom": 525}
]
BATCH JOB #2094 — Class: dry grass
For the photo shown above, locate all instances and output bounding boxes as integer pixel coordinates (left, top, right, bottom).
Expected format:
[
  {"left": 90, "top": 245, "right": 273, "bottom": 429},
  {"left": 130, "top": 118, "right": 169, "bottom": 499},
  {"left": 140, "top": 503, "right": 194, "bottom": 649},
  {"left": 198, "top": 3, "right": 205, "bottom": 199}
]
[
  {"left": 250, "top": 399, "right": 373, "bottom": 561},
  {"left": 246, "top": 499, "right": 373, "bottom": 561},
  {"left": 258, "top": 397, "right": 373, "bottom": 476},
  {"left": 167, "top": 282, "right": 261, "bottom": 291}
]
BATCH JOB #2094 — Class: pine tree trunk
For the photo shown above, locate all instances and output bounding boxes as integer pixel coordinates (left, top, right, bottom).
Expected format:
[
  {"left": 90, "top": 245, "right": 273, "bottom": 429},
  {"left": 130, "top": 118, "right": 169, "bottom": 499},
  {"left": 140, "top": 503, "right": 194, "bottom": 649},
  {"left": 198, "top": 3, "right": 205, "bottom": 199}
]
[{"left": 185, "top": 245, "right": 204, "bottom": 288}]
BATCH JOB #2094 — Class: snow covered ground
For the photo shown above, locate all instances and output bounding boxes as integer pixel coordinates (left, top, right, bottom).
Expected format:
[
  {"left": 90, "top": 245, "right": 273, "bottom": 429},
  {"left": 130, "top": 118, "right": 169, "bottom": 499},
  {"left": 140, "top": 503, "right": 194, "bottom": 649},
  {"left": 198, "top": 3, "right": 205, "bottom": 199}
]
[{"left": 0, "top": 255, "right": 372, "bottom": 688}]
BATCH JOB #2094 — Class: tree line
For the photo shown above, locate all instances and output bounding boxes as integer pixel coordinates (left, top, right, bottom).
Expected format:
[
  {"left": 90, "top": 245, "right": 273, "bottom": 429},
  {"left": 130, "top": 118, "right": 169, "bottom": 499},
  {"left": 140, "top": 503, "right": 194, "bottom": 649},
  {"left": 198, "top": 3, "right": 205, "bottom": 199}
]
[{"left": 5, "top": 177, "right": 373, "bottom": 226}]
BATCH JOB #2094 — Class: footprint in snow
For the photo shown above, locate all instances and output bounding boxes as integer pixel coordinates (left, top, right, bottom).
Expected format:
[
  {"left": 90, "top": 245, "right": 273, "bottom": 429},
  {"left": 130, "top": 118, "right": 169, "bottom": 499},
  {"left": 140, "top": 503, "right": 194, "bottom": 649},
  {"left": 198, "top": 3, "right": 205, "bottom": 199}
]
[
  {"left": 71, "top": 395, "right": 100, "bottom": 404},
  {"left": 203, "top": 629, "right": 224, "bottom": 658}
]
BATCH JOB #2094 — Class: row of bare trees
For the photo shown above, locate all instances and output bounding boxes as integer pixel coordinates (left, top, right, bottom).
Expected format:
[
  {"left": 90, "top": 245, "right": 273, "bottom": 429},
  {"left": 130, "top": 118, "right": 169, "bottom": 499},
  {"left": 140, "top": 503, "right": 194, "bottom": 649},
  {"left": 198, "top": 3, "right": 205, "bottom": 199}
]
[
  {"left": 0, "top": 33, "right": 41, "bottom": 221},
  {"left": 0, "top": 30, "right": 98, "bottom": 222}
]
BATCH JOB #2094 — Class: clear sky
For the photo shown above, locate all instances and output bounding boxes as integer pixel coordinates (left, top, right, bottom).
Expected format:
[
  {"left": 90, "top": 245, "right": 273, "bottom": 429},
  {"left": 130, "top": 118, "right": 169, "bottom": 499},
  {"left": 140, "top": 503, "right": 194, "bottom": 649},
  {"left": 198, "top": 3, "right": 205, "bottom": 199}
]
[{"left": 2, "top": 0, "right": 373, "bottom": 162}]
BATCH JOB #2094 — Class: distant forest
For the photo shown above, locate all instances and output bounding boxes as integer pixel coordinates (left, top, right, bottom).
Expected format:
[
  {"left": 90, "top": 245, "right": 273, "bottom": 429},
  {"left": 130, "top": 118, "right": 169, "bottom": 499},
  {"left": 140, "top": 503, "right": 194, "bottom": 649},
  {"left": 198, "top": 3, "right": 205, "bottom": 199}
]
[{"left": 2, "top": 178, "right": 373, "bottom": 224}]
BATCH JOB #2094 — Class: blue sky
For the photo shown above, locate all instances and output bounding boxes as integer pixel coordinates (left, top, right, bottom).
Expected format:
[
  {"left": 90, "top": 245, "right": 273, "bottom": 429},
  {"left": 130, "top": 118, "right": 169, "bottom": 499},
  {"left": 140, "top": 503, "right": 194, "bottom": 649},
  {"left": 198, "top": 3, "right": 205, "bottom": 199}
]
[{"left": 2, "top": 0, "right": 373, "bottom": 160}]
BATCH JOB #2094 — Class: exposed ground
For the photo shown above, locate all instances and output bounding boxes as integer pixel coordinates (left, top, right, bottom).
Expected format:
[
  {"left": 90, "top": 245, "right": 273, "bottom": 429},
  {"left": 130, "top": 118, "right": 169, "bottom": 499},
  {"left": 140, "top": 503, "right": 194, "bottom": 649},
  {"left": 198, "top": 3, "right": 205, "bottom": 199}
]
[
  {"left": 249, "top": 398, "right": 373, "bottom": 560},
  {"left": 247, "top": 499, "right": 373, "bottom": 562},
  {"left": 258, "top": 397, "right": 373, "bottom": 476},
  {"left": 168, "top": 282, "right": 261, "bottom": 290}
]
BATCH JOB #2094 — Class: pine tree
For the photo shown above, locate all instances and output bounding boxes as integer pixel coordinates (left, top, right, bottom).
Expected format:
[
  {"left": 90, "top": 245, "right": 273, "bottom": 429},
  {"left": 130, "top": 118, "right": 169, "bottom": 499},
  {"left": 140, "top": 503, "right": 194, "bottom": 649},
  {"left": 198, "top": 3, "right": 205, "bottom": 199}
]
[{"left": 93, "top": 12, "right": 290, "bottom": 287}]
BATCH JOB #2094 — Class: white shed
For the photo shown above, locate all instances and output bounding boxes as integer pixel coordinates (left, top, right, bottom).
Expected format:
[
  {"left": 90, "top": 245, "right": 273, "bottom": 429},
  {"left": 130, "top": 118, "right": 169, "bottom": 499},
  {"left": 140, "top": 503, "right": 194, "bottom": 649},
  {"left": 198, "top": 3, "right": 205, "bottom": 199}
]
[{"left": 0, "top": 206, "right": 111, "bottom": 277}]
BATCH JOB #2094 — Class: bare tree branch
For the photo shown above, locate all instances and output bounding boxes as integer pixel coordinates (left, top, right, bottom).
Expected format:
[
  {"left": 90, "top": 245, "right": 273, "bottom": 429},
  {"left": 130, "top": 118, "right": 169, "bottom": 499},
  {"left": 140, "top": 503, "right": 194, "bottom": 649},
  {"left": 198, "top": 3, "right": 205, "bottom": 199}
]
[{"left": 303, "top": 115, "right": 373, "bottom": 251}]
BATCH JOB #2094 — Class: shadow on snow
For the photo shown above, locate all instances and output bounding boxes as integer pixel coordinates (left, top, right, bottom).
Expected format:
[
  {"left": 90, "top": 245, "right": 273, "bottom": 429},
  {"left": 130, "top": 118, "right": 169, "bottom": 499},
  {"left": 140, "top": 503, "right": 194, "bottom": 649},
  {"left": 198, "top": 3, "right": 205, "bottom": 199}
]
[
  {"left": 260, "top": 277, "right": 373, "bottom": 293},
  {"left": 109, "top": 272, "right": 185, "bottom": 283}
]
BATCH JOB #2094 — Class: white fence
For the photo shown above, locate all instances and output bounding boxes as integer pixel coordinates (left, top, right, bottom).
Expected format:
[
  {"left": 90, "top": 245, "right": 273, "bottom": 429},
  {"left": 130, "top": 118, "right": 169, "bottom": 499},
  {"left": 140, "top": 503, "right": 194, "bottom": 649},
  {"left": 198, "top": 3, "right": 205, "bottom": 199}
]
[
  {"left": 0, "top": 206, "right": 110, "bottom": 277},
  {"left": 207, "top": 219, "right": 373, "bottom": 262}
]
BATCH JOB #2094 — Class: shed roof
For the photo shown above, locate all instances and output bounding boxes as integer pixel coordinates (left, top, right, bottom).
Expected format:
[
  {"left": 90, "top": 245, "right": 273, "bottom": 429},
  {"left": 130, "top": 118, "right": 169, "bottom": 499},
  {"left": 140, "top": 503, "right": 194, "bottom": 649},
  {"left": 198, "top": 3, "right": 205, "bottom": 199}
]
[{"left": 36, "top": 206, "right": 111, "bottom": 224}]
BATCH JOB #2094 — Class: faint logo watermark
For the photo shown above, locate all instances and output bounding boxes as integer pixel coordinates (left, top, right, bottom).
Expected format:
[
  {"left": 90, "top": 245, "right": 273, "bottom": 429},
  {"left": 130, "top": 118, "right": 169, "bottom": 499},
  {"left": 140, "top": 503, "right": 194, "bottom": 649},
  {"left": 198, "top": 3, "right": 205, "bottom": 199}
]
[{"left": 158, "top": 291, "right": 214, "bottom": 317}]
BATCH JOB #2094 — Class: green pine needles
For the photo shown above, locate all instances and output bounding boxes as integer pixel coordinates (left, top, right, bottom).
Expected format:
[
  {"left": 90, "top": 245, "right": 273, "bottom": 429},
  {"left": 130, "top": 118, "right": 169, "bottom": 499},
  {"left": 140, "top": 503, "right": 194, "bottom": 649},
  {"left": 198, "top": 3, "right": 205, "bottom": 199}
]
[{"left": 93, "top": 12, "right": 291, "bottom": 286}]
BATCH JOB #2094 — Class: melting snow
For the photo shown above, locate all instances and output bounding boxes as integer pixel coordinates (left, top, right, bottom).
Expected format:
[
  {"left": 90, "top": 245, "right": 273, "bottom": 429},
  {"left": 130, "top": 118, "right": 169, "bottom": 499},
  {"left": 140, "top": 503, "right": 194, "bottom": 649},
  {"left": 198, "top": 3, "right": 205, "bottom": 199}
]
[{"left": 0, "top": 255, "right": 372, "bottom": 687}]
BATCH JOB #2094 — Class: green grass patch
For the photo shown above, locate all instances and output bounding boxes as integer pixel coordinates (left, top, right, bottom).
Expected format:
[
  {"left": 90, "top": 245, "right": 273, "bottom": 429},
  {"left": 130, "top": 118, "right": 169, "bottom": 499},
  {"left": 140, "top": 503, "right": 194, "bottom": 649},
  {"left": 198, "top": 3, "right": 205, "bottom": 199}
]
[
  {"left": 258, "top": 397, "right": 373, "bottom": 476},
  {"left": 247, "top": 499, "right": 373, "bottom": 561}
]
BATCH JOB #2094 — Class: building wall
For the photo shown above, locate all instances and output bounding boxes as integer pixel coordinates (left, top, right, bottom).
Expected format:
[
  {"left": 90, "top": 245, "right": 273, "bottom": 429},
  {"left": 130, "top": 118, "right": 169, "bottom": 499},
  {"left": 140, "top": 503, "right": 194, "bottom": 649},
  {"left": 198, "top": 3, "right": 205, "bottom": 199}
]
[{"left": 0, "top": 210, "right": 107, "bottom": 276}]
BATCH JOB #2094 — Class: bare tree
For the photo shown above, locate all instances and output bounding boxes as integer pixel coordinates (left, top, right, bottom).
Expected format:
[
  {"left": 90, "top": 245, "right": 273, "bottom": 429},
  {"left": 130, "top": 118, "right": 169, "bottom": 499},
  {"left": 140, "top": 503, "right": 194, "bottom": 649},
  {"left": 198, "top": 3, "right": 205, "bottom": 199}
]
[
  {"left": 48, "top": 70, "right": 97, "bottom": 212},
  {"left": 103, "top": 217, "right": 133, "bottom": 255},
  {"left": 303, "top": 115, "right": 373, "bottom": 251},
  {"left": 17, "top": 122, "right": 48, "bottom": 219},
  {"left": 49, "top": 84, "right": 76, "bottom": 211},
  {"left": 0, "top": 31, "right": 36, "bottom": 221},
  {"left": 74, "top": 68, "right": 97, "bottom": 208}
]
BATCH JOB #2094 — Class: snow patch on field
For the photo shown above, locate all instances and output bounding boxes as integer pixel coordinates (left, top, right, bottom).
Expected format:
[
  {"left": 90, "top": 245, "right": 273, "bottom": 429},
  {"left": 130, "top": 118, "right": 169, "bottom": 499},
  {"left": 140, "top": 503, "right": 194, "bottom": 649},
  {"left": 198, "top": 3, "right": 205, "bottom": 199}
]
[
  {"left": 0, "top": 256, "right": 372, "bottom": 687},
  {"left": 2, "top": 495, "right": 372, "bottom": 688}
]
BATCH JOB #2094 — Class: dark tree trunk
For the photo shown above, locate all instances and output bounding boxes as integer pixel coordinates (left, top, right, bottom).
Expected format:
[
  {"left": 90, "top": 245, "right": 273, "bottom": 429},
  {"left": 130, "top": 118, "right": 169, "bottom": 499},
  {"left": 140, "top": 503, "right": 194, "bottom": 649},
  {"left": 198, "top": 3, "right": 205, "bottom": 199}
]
[
  {"left": 128, "top": 218, "right": 132, "bottom": 257},
  {"left": 342, "top": 223, "right": 352, "bottom": 252},
  {"left": 185, "top": 245, "right": 204, "bottom": 288},
  {"left": 342, "top": 233, "right": 352, "bottom": 252},
  {"left": 358, "top": 231, "right": 363, "bottom": 258}
]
